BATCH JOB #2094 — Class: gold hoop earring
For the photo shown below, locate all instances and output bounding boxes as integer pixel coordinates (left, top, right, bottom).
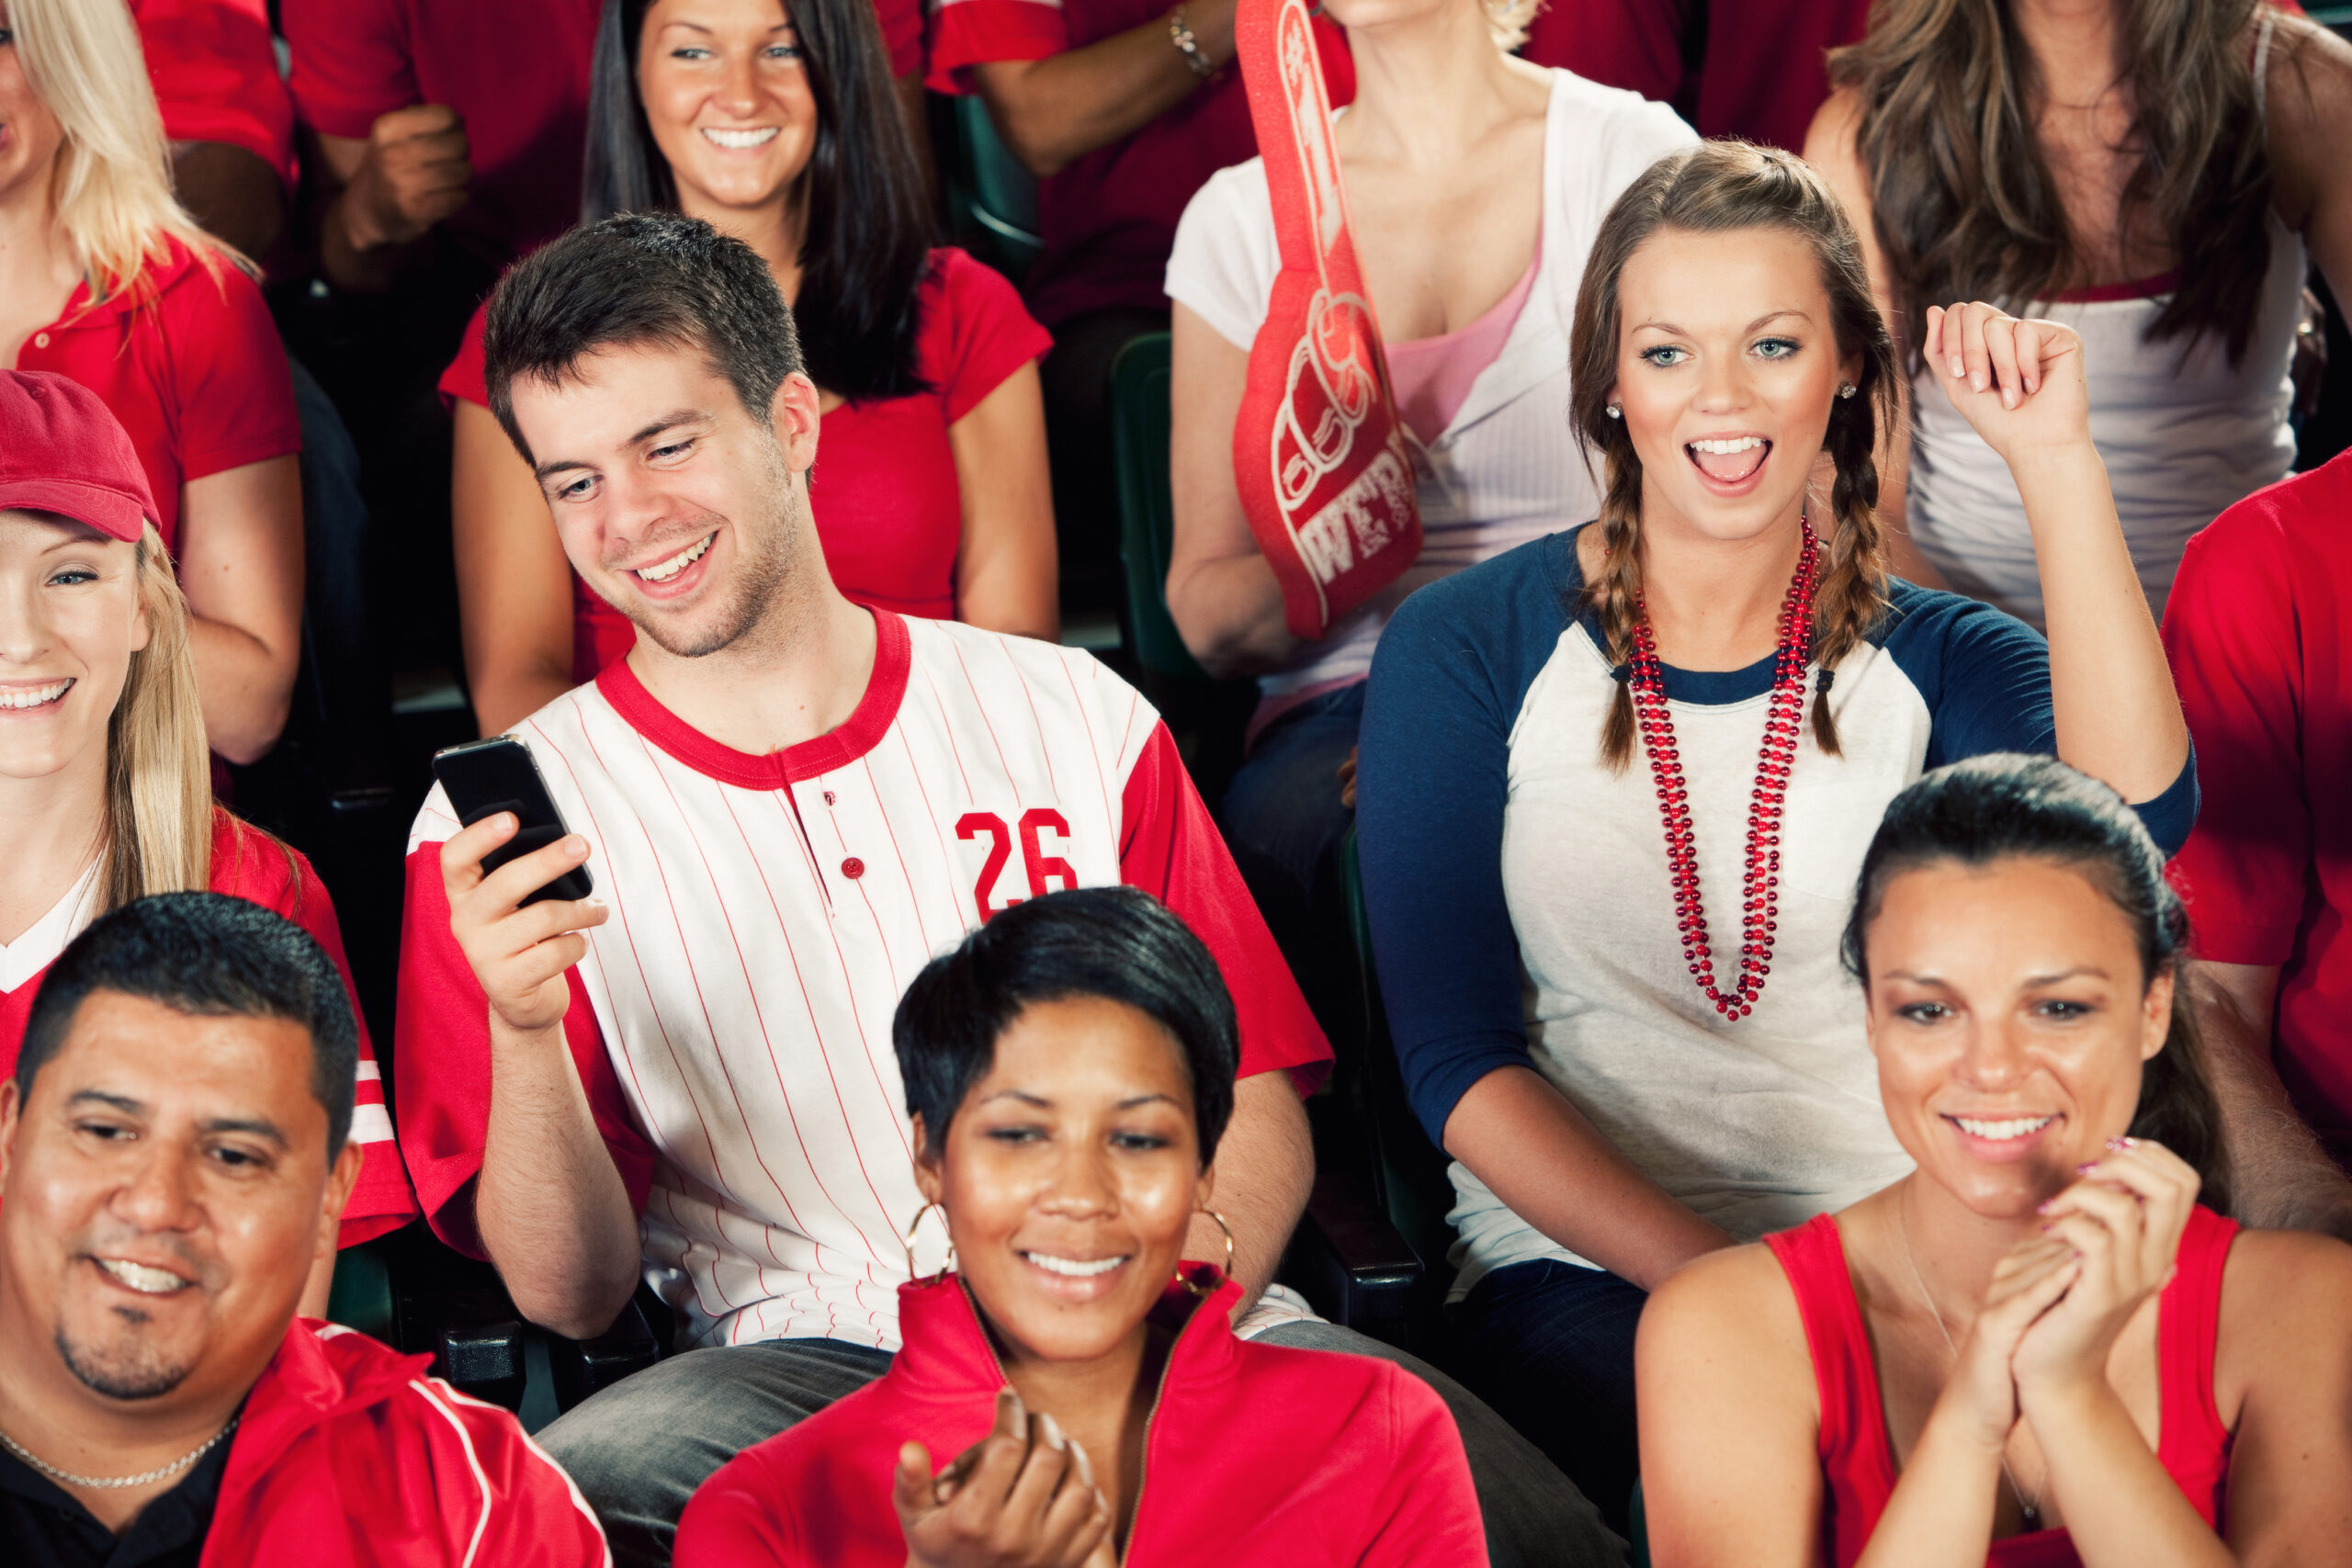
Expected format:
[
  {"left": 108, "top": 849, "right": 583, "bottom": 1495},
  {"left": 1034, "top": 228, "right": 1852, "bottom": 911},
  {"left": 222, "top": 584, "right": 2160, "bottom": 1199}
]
[
  {"left": 1178, "top": 1209, "right": 1237, "bottom": 1297},
  {"left": 901, "top": 1201, "right": 955, "bottom": 1285}
]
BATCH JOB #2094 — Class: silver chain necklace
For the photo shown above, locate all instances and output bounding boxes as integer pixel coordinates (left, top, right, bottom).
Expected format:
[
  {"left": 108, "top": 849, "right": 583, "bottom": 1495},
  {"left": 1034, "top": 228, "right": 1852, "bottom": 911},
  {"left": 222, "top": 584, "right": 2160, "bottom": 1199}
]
[
  {"left": 0, "top": 1416, "right": 238, "bottom": 1491},
  {"left": 1894, "top": 1190, "right": 2044, "bottom": 1528}
]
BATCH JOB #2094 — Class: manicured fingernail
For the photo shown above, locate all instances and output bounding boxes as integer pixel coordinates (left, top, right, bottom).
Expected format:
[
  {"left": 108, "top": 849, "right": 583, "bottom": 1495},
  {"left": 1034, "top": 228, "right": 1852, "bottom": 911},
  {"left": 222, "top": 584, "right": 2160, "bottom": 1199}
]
[
  {"left": 583, "top": 897, "right": 606, "bottom": 912},
  {"left": 1039, "top": 1413, "right": 1064, "bottom": 1450},
  {"left": 1950, "top": 355, "right": 1965, "bottom": 378},
  {"left": 2106, "top": 1136, "right": 2130, "bottom": 1151},
  {"left": 1972, "top": 371, "right": 1987, "bottom": 391},
  {"left": 2038, "top": 1198, "right": 2055, "bottom": 1213},
  {"left": 2075, "top": 1161, "right": 2098, "bottom": 1175}
]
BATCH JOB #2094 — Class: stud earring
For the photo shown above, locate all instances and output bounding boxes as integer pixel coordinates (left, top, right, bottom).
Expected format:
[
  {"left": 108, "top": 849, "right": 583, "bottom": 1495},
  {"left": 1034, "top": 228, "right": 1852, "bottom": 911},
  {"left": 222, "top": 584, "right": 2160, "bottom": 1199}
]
[
  {"left": 1604, "top": 404, "right": 1622, "bottom": 419},
  {"left": 1838, "top": 383, "right": 1858, "bottom": 400}
]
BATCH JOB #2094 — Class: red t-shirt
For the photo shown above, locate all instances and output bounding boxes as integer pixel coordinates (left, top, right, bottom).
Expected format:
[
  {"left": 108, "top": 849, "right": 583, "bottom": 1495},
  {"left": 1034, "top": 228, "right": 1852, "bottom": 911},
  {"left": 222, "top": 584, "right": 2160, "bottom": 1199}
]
[
  {"left": 0, "top": 812, "right": 418, "bottom": 1247},
  {"left": 130, "top": 0, "right": 298, "bottom": 186},
  {"left": 439, "top": 245, "right": 1052, "bottom": 679},
  {"left": 282, "top": 0, "right": 928, "bottom": 268},
  {"left": 13, "top": 236, "right": 300, "bottom": 557},
  {"left": 928, "top": 0, "right": 1354, "bottom": 327},
  {"left": 2165, "top": 451, "right": 2352, "bottom": 1169},
  {"left": 1520, "top": 0, "right": 1868, "bottom": 152}
]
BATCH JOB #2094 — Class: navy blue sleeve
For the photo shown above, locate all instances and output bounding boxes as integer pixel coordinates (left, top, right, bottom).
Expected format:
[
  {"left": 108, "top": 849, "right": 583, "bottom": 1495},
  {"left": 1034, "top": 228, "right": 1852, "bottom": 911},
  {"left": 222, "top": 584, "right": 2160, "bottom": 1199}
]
[
  {"left": 1356, "top": 536, "right": 1577, "bottom": 1148},
  {"left": 1879, "top": 581, "right": 2199, "bottom": 855}
]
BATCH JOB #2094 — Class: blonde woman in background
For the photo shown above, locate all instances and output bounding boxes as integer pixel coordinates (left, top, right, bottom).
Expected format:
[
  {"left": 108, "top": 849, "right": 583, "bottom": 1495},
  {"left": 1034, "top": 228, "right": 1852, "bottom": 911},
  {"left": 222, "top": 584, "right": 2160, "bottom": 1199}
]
[
  {"left": 0, "top": 370, "right": 415, "bottom": 1313},
  {"left": 1162, "top": 0, "right": 1692, "bottom": 1037},
  {"left": 0, "top": 0, "right": 301, "bottom": 764}
]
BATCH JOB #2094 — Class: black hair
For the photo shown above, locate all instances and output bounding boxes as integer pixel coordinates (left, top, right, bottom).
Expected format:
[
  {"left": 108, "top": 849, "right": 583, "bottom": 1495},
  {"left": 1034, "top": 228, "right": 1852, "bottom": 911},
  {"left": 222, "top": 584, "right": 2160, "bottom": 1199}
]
[
  {"left": 482, "top": 212, "right": 806, "bottom": 461},
  {"left": 582, "top": 0, "right": 933, "bottom": 402},
  {"left": 893, "top": 887, "right": 1241, "bottom": 1165},
  {"left": 16, "top": 893, "right": 360, "bottom": 1156},
  {"left": 1841, "top": 753, "right": 2228, "bottom": 1214}
]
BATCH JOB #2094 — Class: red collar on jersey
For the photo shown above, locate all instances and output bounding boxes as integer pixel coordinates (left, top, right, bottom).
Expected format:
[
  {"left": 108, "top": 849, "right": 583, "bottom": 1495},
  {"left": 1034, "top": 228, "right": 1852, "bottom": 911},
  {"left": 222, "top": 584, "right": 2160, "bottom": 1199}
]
[{"left": 594, "top": 607, "right": 913, "bottom": 789}]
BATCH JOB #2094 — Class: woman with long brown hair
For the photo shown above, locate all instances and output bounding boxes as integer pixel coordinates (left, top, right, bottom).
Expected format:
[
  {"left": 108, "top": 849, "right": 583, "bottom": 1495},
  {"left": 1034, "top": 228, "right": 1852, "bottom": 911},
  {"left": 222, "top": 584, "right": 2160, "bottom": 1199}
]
[
  {"left": 0, "top": 370, "right": 413, "bottom": 1314},
  {"left": 1351, "top": 141, "right": 2189, "bottom": 1527},
  {"left": 1638, "top": 753, "right": 2352, "bottom": 1566},
  {"left": 1807, "top": 0, "right": 2352, "bottom": 626}
]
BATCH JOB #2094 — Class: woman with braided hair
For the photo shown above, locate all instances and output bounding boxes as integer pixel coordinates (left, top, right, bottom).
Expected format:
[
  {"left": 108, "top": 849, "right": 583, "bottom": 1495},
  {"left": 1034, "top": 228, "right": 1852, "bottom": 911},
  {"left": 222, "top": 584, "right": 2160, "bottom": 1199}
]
[{"left": 1352, "top": 141, "right": 2191, "bottom": 1528}]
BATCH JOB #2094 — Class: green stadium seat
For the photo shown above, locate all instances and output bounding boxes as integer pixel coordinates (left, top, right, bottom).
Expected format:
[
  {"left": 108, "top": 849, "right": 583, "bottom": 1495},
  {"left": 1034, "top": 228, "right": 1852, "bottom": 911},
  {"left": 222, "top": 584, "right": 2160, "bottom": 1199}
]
[{"left": 952, "top": 96, "right": 1045, "bottom": 283}]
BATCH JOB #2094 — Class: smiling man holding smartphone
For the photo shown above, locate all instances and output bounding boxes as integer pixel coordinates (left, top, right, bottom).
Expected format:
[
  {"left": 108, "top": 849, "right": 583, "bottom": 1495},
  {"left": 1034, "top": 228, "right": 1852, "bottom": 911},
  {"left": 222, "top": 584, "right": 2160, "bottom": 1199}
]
[{"left": 389, "top": 214, "right": 1606, "bottom": 1568}]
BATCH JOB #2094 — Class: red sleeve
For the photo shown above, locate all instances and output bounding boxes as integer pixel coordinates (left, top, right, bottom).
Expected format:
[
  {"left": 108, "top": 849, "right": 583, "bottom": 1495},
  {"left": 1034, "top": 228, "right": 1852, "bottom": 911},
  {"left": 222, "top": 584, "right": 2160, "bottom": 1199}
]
[
  {"left": 1119, "top": 721, "right": 1331, "bottom": 1092},
  {"left": 439, "top": 300, "right": 493, "bottom": 411},
  {"left": 1519, "top": 0, "right": 1690, "bottom": 101},
  {"left": 2163, "top": 504, "right": 2311, "bottom": 967},
  {"left": 674, "top": 1450, "right": 802, "bottom": 1566},
  {"left": 211, "top": 817, "right": 419, "bottom": 1247},
  {"left": 164, "top": 261, "right": 302, "bottom": 481},
  {"left": 396, "top": 841, "right": 655, "bottom": 1257},
  {"left": 926, "top": 0, "right": 1069, "bottom": 94},
  {"left": 869, "top": 0, "right": 926, "bottom": 81},
  {"left": 1357, "top": 1368, "right": 1488, "bottom": 1567},
  {"left": 130, "top": 0, "right": 298, "bottom": 184},
  {"left": 925, "top": 248, "right": 1054, "bottom": 424},
  {"left": 412, "top": 1382, "right": 612, "bottom": 1565},
  {"left": 280, "top": 0, "right": 418, "bottom": 141}
]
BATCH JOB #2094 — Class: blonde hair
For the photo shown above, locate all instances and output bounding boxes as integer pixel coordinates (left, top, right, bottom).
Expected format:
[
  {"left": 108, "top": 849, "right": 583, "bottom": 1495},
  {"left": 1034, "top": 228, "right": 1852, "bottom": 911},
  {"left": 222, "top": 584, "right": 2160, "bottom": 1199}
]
[
  {"left": 97, "top": 527, "right": 217, "bottom": 910},
  {"left": 6, "top": 0, "right": 239, "bottom": 304},
  {"left": 1482, "top": 0, "right": 1539, "bottom": 53}
]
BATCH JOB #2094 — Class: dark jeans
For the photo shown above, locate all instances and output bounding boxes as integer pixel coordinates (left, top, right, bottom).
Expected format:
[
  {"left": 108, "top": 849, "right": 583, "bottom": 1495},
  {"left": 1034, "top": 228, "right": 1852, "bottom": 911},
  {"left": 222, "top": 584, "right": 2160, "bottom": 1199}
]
[
  {"left": 1220, "top": 682, "right": 1365, "bottom": 1045},
  {"left": 288, "top": 355, "right": 388, "bottom": 790},
  {"left": 1448, "top": 1259, "right": 1651, "bottom": 1537}
]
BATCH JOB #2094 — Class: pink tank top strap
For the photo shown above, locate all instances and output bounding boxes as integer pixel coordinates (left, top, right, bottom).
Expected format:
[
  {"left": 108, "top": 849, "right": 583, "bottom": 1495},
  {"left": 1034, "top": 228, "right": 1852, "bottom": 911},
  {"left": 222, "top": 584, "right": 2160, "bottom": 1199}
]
[
  {"left": 1766, "top": 1214, "right": 1895, "bottom": 1568},
  {"left": 2154, "top": 1204, "right": 2238, "bottom": 1528}
]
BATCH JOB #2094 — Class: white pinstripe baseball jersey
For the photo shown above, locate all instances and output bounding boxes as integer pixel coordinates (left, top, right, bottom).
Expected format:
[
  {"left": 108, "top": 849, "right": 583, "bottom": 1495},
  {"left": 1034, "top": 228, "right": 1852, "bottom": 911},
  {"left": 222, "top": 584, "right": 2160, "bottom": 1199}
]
[{"left": 397, "top": 611, "right": 1328, "bottom": 1348}]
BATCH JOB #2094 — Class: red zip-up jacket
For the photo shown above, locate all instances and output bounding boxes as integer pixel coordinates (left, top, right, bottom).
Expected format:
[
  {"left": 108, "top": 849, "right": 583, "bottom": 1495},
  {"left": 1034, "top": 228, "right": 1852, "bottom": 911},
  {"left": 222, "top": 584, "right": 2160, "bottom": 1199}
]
[
  {"left": 675, "top": 1269, "right": 1488, "bottom": 1566},
  {"left": 197, "top": 1319, "right": 608, "bottom": 1567}
]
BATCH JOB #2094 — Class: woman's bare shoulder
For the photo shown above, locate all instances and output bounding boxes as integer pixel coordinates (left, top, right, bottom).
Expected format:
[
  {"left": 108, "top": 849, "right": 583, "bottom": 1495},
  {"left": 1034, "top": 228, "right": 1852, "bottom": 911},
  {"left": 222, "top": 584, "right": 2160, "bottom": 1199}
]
[
  {"left": 2264, "top": 13, "right": 2352, "bottom": 215},
  {"left": 2217, "top": 1226, "right": 2352, "bottom": 1405},
  {"left": 1642, "top": 1241, "right": 1808, "bottom": 1360}
]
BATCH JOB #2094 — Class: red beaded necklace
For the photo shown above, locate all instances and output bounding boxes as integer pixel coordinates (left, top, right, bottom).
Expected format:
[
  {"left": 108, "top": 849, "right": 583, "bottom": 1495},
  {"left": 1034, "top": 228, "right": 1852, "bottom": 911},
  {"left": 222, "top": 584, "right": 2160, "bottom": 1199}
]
[{"left": 1626, "top": 517, "right": 1822, "bottom": 1019}]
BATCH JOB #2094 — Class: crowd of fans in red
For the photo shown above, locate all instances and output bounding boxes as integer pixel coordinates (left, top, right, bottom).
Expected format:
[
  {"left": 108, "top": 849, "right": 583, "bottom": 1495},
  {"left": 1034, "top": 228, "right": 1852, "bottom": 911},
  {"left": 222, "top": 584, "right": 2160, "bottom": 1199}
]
[{"left": 6, "top": 0, "right": 2352, "bottom": 1564}]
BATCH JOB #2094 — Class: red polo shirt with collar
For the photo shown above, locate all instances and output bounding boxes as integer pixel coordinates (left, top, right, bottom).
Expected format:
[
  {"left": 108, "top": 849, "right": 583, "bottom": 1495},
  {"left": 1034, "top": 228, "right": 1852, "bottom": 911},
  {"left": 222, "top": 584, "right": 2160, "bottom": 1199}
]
[{"left": 13, "top": 236, "right": 300, "bottom": 556}]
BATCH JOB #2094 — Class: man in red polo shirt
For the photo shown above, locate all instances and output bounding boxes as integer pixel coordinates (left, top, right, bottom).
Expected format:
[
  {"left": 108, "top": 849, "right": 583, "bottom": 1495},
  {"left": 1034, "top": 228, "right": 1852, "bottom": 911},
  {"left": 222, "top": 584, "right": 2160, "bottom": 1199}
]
[
  {"left": 0, "top": 894, "right": 604, "bottom": 1566},
  {"left": 2164, "top": 452, "right": 2352, "bottom": 1241},
  {"left": 130, "top": 0, "right": 296, "bottom": 259}
]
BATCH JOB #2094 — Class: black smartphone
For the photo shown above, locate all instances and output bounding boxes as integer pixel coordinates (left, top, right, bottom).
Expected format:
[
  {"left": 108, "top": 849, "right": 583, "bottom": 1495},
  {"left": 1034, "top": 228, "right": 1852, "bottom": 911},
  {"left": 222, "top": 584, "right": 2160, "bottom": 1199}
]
[{"left": 430, "top": 736, "right": 596, "bottom": 907}]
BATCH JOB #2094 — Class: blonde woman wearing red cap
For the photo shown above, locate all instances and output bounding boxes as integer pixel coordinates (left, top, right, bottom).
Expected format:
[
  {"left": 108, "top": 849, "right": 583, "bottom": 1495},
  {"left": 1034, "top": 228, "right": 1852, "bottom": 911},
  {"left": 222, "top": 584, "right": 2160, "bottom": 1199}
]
[
  {"left": 0, "top": 370, "right": 415, "bottom": 1312},
  {"left": 0, "top": 0, "right": 301, "bottom": 765}
]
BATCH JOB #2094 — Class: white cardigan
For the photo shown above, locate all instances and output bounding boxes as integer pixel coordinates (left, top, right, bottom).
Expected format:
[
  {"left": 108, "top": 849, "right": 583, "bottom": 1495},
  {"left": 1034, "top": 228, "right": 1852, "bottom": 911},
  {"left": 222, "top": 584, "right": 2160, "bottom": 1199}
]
[{"left": 1164, "top": 68, "right": 1695, "bottom": 705}]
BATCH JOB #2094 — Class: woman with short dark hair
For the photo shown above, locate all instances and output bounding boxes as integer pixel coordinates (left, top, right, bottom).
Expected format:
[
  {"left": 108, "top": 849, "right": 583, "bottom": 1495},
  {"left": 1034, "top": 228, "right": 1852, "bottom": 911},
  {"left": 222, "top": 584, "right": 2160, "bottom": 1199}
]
[
  {"left": 1638, "top": 753, "right": 2352, "bottom": 1566},
  {"left": 447, "top": 0, "right": 1058, "bottom": 736},
  {"left": 673, "top": 886, "right": 1488, "bottom": 1568}
]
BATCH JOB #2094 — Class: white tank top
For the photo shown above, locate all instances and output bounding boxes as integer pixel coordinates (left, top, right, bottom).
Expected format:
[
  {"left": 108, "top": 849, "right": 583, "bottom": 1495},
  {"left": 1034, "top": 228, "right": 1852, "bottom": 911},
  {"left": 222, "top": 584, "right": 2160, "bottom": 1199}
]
[{"left": 1904, "top": 17, "right": 2302, "bottom": 629}]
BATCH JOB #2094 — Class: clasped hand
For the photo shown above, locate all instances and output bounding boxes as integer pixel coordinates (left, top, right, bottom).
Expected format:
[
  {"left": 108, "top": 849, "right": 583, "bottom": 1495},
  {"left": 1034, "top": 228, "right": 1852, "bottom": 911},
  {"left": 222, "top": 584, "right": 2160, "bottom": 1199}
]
[
  {"left": 1942, "top": 1138, "right": 2199, "bottom": 1454},
  {"left": 1923, "top": 300, "right": 2094, "bottom": 464},
  {"left": 895, "top": 1388, "right": 1114, "bottom": 1568}
]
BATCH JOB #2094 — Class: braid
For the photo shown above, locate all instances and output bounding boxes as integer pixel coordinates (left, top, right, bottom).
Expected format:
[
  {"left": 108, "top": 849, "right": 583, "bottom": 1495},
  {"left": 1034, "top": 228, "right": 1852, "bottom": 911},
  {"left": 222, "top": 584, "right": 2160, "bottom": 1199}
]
[
  {"left": 1807, "top": 391, "right": 1892, "bottom": 756},
  {"left": 1584, "top": 435, "right": 1649, "bottom": 772}
]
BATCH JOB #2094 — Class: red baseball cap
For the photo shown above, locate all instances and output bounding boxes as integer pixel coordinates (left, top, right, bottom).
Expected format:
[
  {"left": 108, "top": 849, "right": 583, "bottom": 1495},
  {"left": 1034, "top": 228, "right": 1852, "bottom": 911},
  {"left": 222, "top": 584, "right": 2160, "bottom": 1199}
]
[{"left": 0, "top": 370, "right": 155, "bottom": 543}]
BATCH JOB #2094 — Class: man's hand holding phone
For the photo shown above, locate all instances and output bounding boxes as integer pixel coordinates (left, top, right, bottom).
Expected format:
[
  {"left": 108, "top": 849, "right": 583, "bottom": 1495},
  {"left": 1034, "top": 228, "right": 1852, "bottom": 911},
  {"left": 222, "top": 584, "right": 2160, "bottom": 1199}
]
[{"left": 441, "top": 813, "right": 609, "bottom": 1033}]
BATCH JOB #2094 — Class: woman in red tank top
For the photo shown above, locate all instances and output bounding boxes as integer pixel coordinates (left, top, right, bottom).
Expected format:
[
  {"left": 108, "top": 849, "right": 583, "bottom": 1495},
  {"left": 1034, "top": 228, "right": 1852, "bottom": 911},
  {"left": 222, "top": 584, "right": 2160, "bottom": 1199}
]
[{"left": 1635, "top": 753, "right": 2352, "bottom": 1567}]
